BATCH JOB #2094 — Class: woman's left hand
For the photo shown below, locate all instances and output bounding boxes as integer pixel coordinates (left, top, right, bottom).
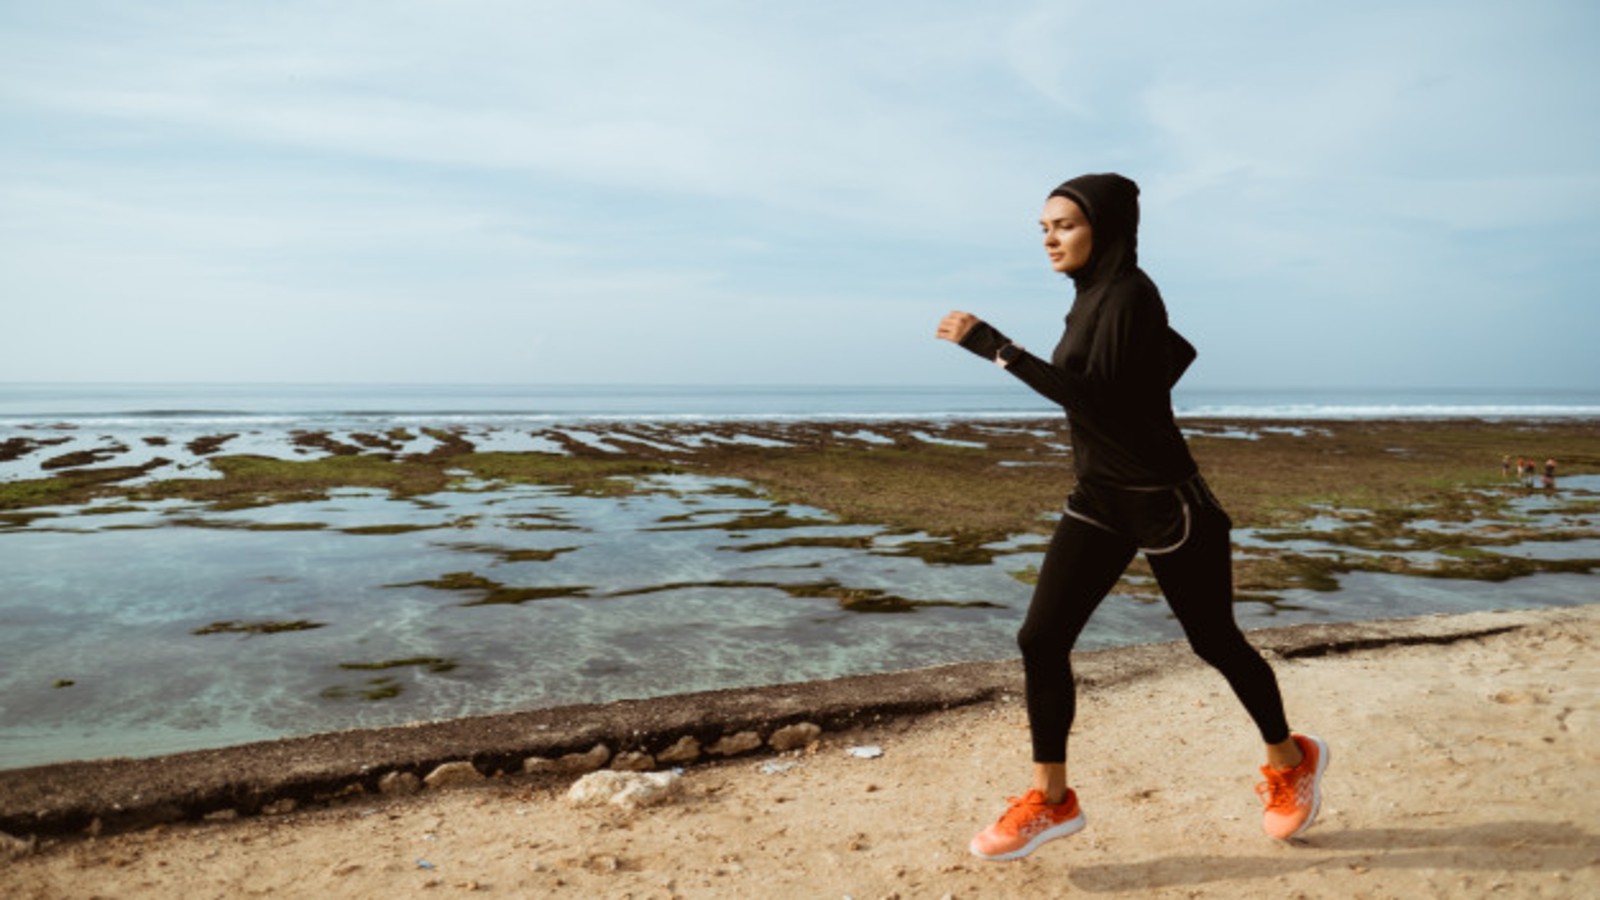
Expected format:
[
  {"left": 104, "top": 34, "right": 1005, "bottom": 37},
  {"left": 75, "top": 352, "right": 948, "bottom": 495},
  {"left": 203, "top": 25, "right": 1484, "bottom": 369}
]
[{"left": 936, "top": 310, "right": 980, "bottom": 344}]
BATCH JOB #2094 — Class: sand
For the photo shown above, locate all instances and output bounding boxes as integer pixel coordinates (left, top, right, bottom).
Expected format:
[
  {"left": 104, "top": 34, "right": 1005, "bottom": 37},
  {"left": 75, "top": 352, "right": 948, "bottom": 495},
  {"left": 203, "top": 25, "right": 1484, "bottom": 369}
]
[{"left": 6, "top": 603, "right": 1600, "bottom": 899}]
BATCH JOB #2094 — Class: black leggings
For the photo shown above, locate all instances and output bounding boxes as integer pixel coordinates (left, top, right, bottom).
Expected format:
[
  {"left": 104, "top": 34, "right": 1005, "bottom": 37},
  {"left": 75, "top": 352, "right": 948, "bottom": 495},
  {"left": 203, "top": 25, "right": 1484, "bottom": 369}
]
[{"left": 1018, "top": 505, "right": 1290, "bottom": 763}]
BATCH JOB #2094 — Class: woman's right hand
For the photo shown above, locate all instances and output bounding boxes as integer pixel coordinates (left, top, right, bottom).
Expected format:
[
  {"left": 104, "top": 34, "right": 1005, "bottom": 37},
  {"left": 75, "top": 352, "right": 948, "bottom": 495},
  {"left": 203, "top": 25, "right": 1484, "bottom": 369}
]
[{"left": 936, "top": 310, "right": 980, "bottom": 344}]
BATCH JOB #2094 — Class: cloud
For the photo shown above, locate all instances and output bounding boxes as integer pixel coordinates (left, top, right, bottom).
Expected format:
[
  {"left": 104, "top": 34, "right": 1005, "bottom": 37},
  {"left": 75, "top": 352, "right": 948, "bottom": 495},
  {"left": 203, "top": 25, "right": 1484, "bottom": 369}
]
[{"left": 0, "top": 1, "right": 1596, "bottom": 386}]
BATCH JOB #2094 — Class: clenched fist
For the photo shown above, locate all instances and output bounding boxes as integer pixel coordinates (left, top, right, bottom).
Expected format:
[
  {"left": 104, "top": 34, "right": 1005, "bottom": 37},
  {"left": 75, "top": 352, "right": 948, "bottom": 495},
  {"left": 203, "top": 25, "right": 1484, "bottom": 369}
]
[{"left": 935, "top": 310, "right": 980, "bottom": 344}]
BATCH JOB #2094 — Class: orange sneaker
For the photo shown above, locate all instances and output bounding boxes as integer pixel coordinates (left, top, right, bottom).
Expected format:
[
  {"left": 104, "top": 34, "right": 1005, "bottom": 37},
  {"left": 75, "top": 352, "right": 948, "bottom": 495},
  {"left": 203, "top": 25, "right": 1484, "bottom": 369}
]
[
  {"left": 1257, "top": 733, "right": 1328, "bottom": 840},
  {"left": 969, "top": 788, "right": 1086, "bottom": 861}
]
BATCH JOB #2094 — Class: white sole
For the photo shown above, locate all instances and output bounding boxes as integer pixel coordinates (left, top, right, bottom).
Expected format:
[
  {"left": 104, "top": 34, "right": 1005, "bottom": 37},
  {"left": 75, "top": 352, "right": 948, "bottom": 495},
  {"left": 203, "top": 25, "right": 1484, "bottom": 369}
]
[
  {"left": 1284, "top": 734, "right": 1330, "bottom": 839},
  {"left": 969, "top": 811, "right": 1086, "bottom": 861}
]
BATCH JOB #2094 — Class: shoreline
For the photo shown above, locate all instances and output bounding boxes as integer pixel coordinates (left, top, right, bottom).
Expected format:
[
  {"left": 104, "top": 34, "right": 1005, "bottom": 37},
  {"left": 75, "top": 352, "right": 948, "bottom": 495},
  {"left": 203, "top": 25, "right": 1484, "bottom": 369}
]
[
  {"left": 6, "top": 602, "right": 1597, "bottom": 898},
  {"left": 0, "top": 604, "right": 1578, "bottom": 842}
]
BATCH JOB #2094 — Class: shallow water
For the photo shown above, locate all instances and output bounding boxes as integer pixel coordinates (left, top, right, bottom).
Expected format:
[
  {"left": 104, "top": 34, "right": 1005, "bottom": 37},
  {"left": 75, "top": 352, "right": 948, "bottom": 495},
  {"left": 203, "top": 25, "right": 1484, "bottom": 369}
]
[{"left": 3, "top": 449, "right": 1598, "bottom": 770}]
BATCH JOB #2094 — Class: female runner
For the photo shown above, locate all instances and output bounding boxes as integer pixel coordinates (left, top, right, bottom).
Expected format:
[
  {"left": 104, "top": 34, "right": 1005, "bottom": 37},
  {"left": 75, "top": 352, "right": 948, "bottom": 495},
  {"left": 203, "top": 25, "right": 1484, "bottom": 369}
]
[{"left": 936, "top": 173, "right": 1328, "bottom": 861}]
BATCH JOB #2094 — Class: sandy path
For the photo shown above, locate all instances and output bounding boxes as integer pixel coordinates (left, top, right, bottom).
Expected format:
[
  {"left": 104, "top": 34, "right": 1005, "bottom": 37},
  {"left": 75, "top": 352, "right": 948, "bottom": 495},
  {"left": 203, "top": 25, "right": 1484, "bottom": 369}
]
[{"left": 8, "top": 604, "right": 1599, "bottom": 899}]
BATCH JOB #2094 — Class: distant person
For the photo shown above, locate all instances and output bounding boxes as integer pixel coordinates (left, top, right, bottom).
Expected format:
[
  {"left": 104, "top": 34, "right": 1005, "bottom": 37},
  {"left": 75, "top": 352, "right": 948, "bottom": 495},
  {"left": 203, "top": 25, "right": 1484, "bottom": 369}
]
[
  {"left": 936, "top": 173, "right": 1326, "bottom": 861},
  {"left": 1502, "top": 454, "right": 1511, "bottom": 481},
  {"left": 1544, "top": 458, "right": 1557, "bottom": 490}
]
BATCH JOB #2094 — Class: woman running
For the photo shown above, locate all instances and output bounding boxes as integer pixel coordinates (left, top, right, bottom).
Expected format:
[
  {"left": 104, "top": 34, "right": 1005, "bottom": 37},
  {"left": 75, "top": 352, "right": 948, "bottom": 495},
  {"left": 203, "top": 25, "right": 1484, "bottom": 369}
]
[{"left": 936, "top": 173, "right": 1327, "bottom": 861}]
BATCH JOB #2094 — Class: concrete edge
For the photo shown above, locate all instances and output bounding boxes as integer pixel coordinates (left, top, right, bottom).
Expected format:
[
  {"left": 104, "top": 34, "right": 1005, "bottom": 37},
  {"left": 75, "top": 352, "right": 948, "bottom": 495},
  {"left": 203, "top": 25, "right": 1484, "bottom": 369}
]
[{"left": 1, "top": 604, "right": 1589, "bottom": 841}]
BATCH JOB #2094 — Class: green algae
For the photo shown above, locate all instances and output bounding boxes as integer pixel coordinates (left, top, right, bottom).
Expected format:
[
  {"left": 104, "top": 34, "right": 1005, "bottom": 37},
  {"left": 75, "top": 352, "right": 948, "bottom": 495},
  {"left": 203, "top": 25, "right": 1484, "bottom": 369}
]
[
  {"left": 338, "top": 657, "right": 458, "bottom": 674},
  {"left": 41, "top": 446, "right": 129, "bottom": 470},
  {"left": 649, "top": 509, "right": 833, "bottom": 532},
  {"left": 184, "top": 434, "right": 238, "bottom": 456},
  {"left": 77, "top": 504, "right": 147, "bottom": 516},
  {"left": 338, "top": 523, "right": 443, "bottom": 536},
  {"left": 439, "top": 542, "right": 579, "bottom": 563},
  {"left": 123, "top": 454, "right": 452, "bottom": 508},
  {"left": 453, "top": 452, "right": 680, "bottom": 496},
  {"left": 321, "top": 677, "right": 403, "bottom": 701},
  {"left": 1, "top": 436, "right": 69, "bottom": 463},
  {"left": 459, "top": 585, "right": 594, "bottom": 606},
  {"left": 870, "top": 536, "right": 1009, "bottom": 566},
  {"left": 775, "top": 580, "right": 1006, "bottom": 613},
  {"left": 0, "top": 461, "right": 168, "bottom": 510},
  {"left": 192, "top": 620, "right": 328, "bottom": 636},
  {"left": 605, "top": 578, "right": 1003, "bottom": 613},
  {"left": 166, "top": 517, "right": 329, "bottom": 532},
  {"left": 722, "top": 535, "right": 877, "bottom": 553},
  {"left": 0, "top": 510, "right": 58, "bottom": 529},
  {"left": 320, "top": 657, "right": 460, "bottom": 702},
  {"left": 388, "top": 570, "right": 593, "bottom": 605},
  {"left": 393, "top": 571, "right": 500, "bottom": 592}
]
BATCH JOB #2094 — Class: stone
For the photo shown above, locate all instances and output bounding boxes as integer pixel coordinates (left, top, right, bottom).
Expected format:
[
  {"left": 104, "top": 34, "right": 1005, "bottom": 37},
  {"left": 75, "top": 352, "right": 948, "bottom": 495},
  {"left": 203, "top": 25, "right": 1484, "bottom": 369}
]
[
  {"left": 424, "top": 761, "right": 485, "bottom": 789},
  {"left": 261, "top": 798, "right": 297, "bottom": 816},
  {"left": 0, "top": 830, "right": 36, "bottom": 861},
  {"left": 656, "top": 735, "right": 701, "bottom": 765},
  {"left": 203, "top": 808, "right": 241, "bottom": 822},
  {"left": 707, "top": 731, "right": 762, "bottom": 757},
  {"left": 768, "top": 722, "right": 822, "bottom": 752},
  {"left": 611, "top": 751, "right": 655, "bottom": 772},
  {"left": 525, "top": 743, "right": 611, "bottom": 775},
  {"left": 565, "top": 770, "right": 683, "bottom": 810},
  {"left": 379, "top": 771, "right": 422, "bottom": 795},
  {"left": 564, "top": 743, "right": 612, "bottom": 773}
]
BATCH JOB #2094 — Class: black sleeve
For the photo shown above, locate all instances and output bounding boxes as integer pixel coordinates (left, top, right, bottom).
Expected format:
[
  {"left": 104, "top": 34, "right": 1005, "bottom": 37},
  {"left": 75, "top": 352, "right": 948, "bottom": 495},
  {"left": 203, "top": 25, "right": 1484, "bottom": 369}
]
[
  {"left": 956, "top": 282, "right": 1184, "bottom": 413},
  {"left": 958, "top": 321, "right": 1098, "bottom": 411}
]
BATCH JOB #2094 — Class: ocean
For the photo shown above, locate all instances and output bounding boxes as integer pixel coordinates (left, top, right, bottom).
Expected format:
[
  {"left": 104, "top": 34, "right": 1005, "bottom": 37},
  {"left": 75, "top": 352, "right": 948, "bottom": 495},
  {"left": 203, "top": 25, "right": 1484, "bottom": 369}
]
[
  {"left": 5, "top": 383, "right": 1600, "bottom": 426},
  {"left": 2, "top": 383, "right": 1597, "bottom": 770}
]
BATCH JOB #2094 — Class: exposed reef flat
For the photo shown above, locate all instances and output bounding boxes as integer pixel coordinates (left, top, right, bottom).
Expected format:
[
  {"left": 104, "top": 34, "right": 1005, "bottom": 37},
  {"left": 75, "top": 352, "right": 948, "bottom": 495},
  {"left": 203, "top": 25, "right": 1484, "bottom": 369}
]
[{"left": 4, "top": 417, "right": 1597, "bottom": 591}]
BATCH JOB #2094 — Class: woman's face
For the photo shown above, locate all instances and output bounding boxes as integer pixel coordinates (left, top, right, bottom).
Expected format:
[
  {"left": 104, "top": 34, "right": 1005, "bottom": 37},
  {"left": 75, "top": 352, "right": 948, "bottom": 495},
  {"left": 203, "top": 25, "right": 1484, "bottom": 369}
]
[{"left": 1040, "top": 195, "right": 1093, "bottom": 274}]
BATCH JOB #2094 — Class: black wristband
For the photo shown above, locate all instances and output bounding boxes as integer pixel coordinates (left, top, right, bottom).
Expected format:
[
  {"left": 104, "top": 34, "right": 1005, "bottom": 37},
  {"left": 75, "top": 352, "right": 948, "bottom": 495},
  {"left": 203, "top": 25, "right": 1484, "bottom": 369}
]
[{"left": 958, "top": 321, "right": 1011, "bottom": 362}]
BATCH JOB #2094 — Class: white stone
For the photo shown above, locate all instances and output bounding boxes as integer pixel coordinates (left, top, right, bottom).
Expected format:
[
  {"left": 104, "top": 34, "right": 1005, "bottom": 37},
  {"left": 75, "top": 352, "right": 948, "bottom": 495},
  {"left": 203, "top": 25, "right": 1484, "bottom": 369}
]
[
  {"left": 707, "top": 731, "right": 762, "bottom": 757},
  {"left": 423, "top": 761, "right": 485, "bottom": 789},
  {"left": 565, "top": 770, "right": 683, "bottom": 810},
  {"left": 768, "top": 722, "right": 822, "bottom": 752},
  {"left": 0, "top": 830, "right": 36, "bottom": 860},
  {"left": 847, "top": 745, "right": 884, "bottom": 759},
  {"left": 656, "top": 735, "right": 701, "bottom": 765},
  {"left": 379, "top": 771, "right": 422, "bottom": 795},
  {"left": 525, "top": 743, "right": 611, "bottom": 775},
  {"left": 611, "top": 751, "right": 655, "bottom": 771}
]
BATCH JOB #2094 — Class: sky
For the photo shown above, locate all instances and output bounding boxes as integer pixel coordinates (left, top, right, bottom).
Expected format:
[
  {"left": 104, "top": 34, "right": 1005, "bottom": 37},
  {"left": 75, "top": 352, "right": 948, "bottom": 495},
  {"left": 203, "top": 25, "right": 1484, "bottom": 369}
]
[{"left": 2, "top": 0, "right": 1597, "bottom": 389}]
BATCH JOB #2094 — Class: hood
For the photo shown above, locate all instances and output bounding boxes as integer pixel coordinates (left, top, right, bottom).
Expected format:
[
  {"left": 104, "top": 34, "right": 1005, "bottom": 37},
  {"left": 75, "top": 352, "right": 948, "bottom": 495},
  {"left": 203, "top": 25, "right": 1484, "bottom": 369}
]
[{"left": 1048, "top": 172, "right": 1140, "bottom": 288}]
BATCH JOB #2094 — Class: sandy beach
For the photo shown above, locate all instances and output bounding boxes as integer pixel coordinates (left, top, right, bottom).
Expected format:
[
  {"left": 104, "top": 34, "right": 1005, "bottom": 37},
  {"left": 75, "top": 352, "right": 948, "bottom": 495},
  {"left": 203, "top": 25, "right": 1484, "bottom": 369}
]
[{"left": 6, "top": 602, "right": 1597, "bottom": 898}]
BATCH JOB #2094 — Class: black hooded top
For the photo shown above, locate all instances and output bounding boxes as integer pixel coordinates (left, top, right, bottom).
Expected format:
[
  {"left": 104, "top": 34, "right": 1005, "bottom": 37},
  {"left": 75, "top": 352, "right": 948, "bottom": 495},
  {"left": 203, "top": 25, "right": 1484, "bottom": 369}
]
[{"left": 960, "top": 172, "right": 1198, "bottom": 488}]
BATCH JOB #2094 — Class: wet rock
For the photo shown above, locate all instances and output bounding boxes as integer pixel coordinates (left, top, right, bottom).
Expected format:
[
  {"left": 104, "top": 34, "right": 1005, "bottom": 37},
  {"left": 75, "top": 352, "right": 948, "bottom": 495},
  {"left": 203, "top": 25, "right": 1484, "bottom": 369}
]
[
  {"left": 707, "top": 731, "right": 762, "bottom": 757},
  {"left": 611, "top": 751, "right": 655, "bottom": 772},
  {"left": 525, "top": 743, "right": 612, "bottom": 776},
  {"left": 768, "top": 722, "right": 822, "bottom": 752},
  {"left": 564, "top": 743, "right": 613, "bottom": 773},
  {"left": 565, "top": 770, "right": 683, "bottom": 810},
  {"left": 379, "top": 771, "right": 422, "bottom": 795},
  {"left": 0, "top": 830, "right": 36, "bottom": 860},
  {"left": 424, "top": 761, "right": 485, "bottom": 789},
  {"left": 656, "top": 735, "right": 701, "bottom": 765}
]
